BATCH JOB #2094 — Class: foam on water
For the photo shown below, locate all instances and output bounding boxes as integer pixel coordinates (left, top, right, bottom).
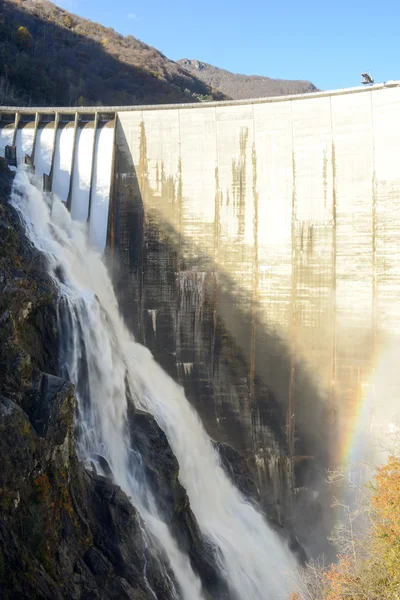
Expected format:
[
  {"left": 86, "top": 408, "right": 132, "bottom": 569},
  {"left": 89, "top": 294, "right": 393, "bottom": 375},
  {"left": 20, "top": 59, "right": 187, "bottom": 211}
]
[{"left": 11, "top": 166, "right": 298, "bottom": 600}]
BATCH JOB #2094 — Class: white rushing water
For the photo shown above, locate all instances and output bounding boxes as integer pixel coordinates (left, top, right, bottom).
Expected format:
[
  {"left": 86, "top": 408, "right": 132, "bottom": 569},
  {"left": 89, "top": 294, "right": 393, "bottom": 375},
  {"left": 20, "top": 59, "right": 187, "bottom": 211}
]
[
  {"left": 16, "top": 123, "right": 35, "bottom": 165},
  {"left": 52, "top": 123, "right": 75, "bottom": 202},
  {"left": 0, "top": 123, "right": 14, "bottom": 157},
  {"left": 34, "top": 122, "right": 56, "bottom": 180},
  {"left": 70, "top": 122, "right": 95, "bottom": 223},
  {"left": 11, "top": 166, "right": 297, "bottom": 600},
  {"left": 88, "top": 123, "right": 114, "bottom": 253}
]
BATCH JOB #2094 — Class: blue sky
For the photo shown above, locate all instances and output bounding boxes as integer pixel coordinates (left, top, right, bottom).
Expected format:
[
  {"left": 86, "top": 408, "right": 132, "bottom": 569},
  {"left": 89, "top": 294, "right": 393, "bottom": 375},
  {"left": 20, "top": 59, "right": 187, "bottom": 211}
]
[{"left": 55, "top": 0, "right": 400, "bottom": 91}]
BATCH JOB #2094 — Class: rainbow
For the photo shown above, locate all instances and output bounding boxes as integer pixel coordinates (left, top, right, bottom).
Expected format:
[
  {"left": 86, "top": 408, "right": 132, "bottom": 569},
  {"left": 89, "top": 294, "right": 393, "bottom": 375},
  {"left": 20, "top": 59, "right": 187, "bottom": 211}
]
[{"left": 337, "top": 338, "right": 400, "bottom": 470}]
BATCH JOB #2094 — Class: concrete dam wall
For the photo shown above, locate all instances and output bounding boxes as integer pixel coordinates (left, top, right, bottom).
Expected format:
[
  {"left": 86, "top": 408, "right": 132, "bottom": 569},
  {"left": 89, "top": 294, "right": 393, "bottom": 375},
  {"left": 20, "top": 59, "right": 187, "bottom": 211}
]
[{"left": 2, "top": 82, "right": 400, "bottom": 539}]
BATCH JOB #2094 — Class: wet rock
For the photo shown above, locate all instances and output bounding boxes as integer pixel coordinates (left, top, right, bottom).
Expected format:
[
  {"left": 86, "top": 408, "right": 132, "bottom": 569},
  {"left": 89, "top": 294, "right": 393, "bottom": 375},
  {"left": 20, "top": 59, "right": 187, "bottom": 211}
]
[
  {"left": 0, "top": 376, "right": 177, "bottom": 599},
  {"left": 28, "top": 372, "right": 76, "bottom": 444},
  {"left": 0, "top": 520, "right": 64, "bottom": 600},
  {"left": 128, "top": 407, "right": 228, "bottom": 598},
  {"left": 82, "top": 472, "right": 176, "bottom": 599},
  {"left": 0, "top": 175, "right": 58, "bottom": 404},
  {"left": 214, "top": 440, "right": 261, "bottom": 503},
  {"left": 84, "top": 546, "right": 114, "bottom": 578}
]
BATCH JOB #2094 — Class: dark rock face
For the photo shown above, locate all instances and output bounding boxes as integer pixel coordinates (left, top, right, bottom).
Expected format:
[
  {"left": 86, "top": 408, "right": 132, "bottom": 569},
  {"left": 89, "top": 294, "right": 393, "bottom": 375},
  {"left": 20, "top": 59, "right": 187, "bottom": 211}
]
[
  {"left": 81, "top": 473, "right": 176, "bottom": 600},
  {"left": 214, "top": 441, "right": 260, "bottom": 504},
  {"left": 128, "top": 408, "right": 228, "bottom": 598},
  {"left": 0, "top": 171, "right": 59, "bottom": 405},
  {"left": 0, "top": 388, "right": 175, "bottom": 599}
]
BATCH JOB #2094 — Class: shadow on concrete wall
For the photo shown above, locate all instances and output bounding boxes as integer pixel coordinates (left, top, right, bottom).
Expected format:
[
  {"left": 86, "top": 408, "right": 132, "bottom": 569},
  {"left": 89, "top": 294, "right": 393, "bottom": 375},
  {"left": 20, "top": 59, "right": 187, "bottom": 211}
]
[{"left": 106, "top": 124, "right": 334, "bottom": 558}]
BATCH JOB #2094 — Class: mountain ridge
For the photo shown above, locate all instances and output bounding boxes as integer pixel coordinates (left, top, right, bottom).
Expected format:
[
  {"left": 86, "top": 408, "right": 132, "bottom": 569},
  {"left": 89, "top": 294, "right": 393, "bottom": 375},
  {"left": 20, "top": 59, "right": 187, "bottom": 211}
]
[{"left": 177, "top": 58, "right": 318, "bottom": 100}]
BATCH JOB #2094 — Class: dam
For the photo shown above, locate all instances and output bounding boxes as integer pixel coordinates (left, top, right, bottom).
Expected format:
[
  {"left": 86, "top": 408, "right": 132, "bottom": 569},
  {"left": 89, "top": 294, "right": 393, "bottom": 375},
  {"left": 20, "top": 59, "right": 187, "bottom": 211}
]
[{"left": 2, "top": 82, "right": 400, "bottom": 540}]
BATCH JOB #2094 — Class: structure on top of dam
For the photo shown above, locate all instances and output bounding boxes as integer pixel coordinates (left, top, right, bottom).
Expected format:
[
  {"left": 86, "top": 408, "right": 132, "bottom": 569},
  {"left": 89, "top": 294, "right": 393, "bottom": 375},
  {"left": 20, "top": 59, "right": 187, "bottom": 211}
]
[{"left": 2, "top": 82, "right": 400, "bottom": 550}]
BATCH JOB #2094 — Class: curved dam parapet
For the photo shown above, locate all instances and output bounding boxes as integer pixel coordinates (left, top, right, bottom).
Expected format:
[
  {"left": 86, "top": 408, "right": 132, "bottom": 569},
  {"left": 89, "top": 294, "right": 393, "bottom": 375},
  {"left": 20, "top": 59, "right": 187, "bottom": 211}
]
[{"left": 2, "top": 82, "right": 400, "bottom": 548}]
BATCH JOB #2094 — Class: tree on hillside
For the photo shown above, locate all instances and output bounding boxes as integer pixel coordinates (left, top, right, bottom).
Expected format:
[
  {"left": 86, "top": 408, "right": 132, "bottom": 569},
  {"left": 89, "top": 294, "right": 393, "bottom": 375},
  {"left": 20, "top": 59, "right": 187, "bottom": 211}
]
[
  {"left": 62, "top": 14, "right": 74, "bottom": 29},
  {"left": 372, "top": 455, "right": 400, "bottom": 543},
  {"left": 15, "top": 26, "right": 33, "bottom": 50}
]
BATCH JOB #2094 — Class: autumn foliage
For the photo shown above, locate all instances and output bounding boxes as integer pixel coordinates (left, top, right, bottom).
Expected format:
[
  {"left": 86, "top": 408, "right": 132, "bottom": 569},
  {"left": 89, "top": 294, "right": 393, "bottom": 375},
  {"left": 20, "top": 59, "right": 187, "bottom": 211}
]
[
  {"left": 291, "top": 456, "right": 400, "bottom": 599},
  {"left": 372, "top": 455, "right": 400, "bottom": 544}
]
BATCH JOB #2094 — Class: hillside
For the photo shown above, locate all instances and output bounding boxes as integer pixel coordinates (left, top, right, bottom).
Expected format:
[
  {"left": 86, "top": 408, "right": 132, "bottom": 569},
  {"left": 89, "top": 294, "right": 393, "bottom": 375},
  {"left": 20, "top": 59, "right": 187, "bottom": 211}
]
[
  {"left": 178, "top": 59, "right": 318, "bottom": 100},
  {"left": 0, "top": 0, "right": 226, "bottom": 107},
  {"left": 0, "top": 1, "right": 317, "bottom": 108}
]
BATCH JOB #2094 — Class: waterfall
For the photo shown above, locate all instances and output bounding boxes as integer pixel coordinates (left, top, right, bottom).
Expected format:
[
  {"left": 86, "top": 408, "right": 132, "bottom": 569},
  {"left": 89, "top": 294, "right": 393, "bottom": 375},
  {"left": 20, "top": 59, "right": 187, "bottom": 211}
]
[{"left": 10, "top": 166, "right": 298, "bottom": 600}]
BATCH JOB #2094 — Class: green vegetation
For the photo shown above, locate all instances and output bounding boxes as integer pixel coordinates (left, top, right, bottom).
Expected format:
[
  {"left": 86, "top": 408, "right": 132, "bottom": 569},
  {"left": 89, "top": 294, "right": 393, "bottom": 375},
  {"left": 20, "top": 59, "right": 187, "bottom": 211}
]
[{"left": 15, "top": 25, "right": 32, "bottom": 49}]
